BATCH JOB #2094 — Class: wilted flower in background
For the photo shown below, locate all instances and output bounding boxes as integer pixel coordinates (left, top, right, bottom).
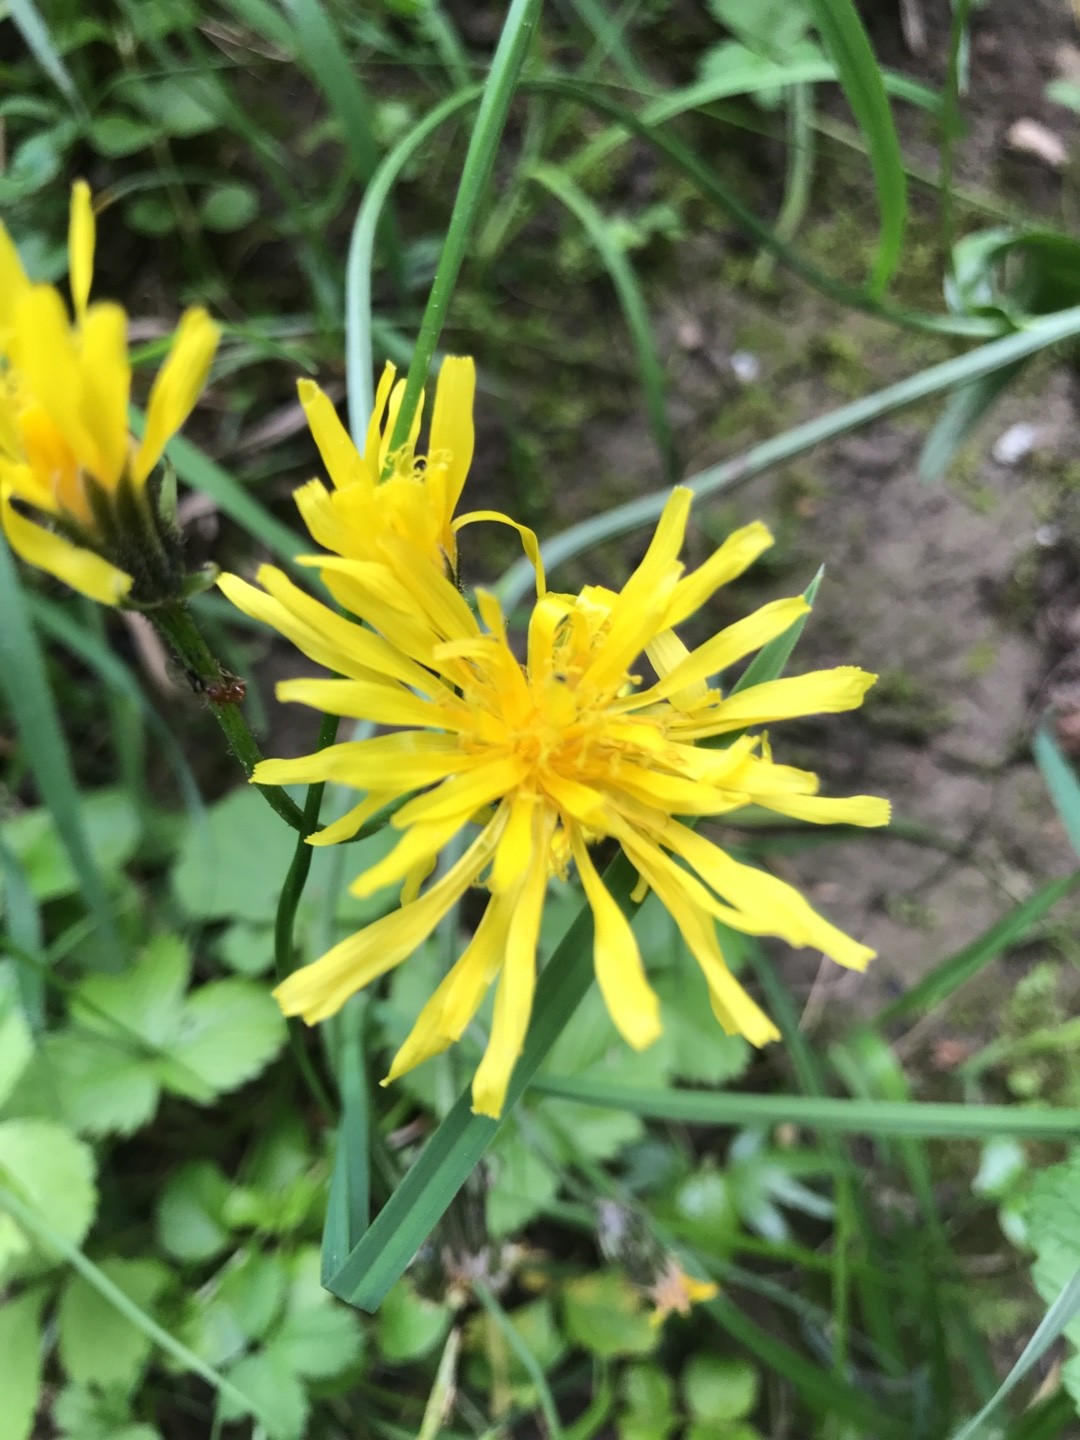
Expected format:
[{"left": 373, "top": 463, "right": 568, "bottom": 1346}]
[
  {"left": 0, "top": 182, "right": 219, "bottom": 604},
  {"left": 223, "top": 480, "right": 889, "bottom": 1120},
  {"left": 646, "top": 1260, "right": 719, "bottom": 1326}
]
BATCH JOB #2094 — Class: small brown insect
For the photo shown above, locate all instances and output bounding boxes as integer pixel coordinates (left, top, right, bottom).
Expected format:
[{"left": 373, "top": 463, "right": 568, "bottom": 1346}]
[
  {"left": 185, "top": 667, "right": 247, "bottom": 705},
  {"left": 205, "top": 674, "right": 247, "bottom": 706}
]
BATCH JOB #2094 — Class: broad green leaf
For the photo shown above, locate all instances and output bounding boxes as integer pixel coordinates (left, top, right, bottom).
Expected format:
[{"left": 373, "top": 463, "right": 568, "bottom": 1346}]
[
  {"left": 684, "top": 1355, "right": 759, "bottom": 1422},
  {"left": 377, "top": 1279, "right": 452, "bottom": 1363},
  {"left": 91, "top": 114, "right": 159, "bottom": 156},
  {"left": 562, "top": 1271, "right": 657, "bottom": 1359},
  {"left": 54, "top": 1384, "right": 164, "bottom": 1440},
  {"left": 125, "top": 75, "right": 218, "bottom": 135},
  {"left": 268, "top": 1300, "right": 364, "bottom": 1380},
  {"left": 58, "top": 1258, "right": 170, "bottom": 1393},
  {"left": 14, "top": 1032, "right": 157, "bottom": 1137},
  {"left": 1028, "top": 1152, "right": 1080, "bottom": 1408},
  {"left": 0, "top": 1119, "right": 96, "bottom": 1280},
  {"left": 156, "top": 1162, "right": 233, "bottom": 1263},
  {"left": 221, "top": 1353, "right": 309, "bottom": 1440},
  {"left": 217, "top": 923, "right": 274, "bottom": 976},
  {"left": 0, "top": 1287, "right": 46, "bottom": 1440},
  {"left": 160, "top": 979, "right": 284, "bottom": 1102},
  {"left": 216, "top": 1249, "right": 288, "bottom": 1343},
  {"left": 486, "top": 1125, "right": 559, "bottom": 1237},
  {"left": 3, "top": 787, "right": 140, "bottom": 902}
]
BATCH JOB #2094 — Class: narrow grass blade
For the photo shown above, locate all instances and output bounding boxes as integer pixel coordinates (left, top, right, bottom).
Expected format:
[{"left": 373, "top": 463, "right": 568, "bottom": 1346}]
[
  {"left": 321, "top": 998, "right": 370, "bottom": 1285},
  {"left": 530, "top": 164, "right": 676, "bottom": 481},
  {"left": 497, "top": 299, "right": 1080, "bottom": 608},
  {"left": 8, "top": 0, "right": 87, "bottom": 119},
  {"left": 217, "top": 0, "right": 296, "bottom": 48},
  {"left": 0, "top": 1185, "right": 267, "bottom": 1425},
  {"left": 385, "top": 0, "right": 542, "bottom": 450},
  {"left": 280, "top": 0, "right": 379, "bottom": 184},
  {"left": 919, "top": 362, "right": 1023, "bottom": 481},
  {"left": 1033, "top": 728, "right": 1080, "bottom": 858},
  {"left": 346, "top": 86, "right": 485, "bottom": 436},
  {"left": 0, "top": 837, "right": 44, "bottom": 1029},
  {"left": 527, "top": 1077, "right": 1080, "bottom": 1138},
  {"left": 804, "top": 0, "right": 906, "bottom": 291},
  {"left": 474, "top": 1282, "right": 565, "bottom": 1439},
  {"left": 323, "top": 853, "right": 635, "bottom": 1311},
  {"left": 417, "top": 1327, "right": 462, "bottom": 1440},
  {"left": 877, "top": 870, "right": 1080, "bottom": 1025},
  {"left": 950, "top": 1268, "right": 1080, "bottom": 1440},
  {"left": 0, "top": 536, "right": 117, "bottom": 957},
  {"left": 129, "top": 409, "right": 305, "bottom": 569}
]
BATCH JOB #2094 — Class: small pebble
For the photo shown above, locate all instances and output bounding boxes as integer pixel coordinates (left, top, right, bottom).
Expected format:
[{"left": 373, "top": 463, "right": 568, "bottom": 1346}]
[
  {"left": 1035, "top": 522, "right": 1062, "bottom": 547},
  {"left": 992, "top": 421, "right": 1040, "bottom": 465},
  {"left": 730, "top": 350, "right": 761, "bottom": 384}
]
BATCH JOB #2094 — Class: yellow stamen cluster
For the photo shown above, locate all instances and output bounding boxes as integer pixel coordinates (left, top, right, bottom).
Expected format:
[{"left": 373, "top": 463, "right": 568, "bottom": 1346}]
[
  {"left": 222, "top": 367, "right": 888, "bottom": 1119},
  {"left": 0, "top": 182, "right": 219, "bottom": 604}
]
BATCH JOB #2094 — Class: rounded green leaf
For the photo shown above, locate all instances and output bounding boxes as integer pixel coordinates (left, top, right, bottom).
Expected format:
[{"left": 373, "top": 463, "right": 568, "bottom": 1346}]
[
  {"left": 156, "top": 1162, "right": 232, "bottom": 1263},
  {"left": 58, "top": 1258, "right": 170, "bottom": 1394},
  {"left": 0, "top": 1120, "right": 96, "bottom": 1281},
  {"left": 0, "top": 1288, "right": 46, "bottom": 1440},
  {"left": 221, "top": 1353, "right": 308, "bottom": 1440},
  {"left": 684, "top": 1354, "right": 760, "bottom": 1422},
  {"left": 562, "top": 1271, "right": 657, "bottom": 1359},
  {"left": 199, "top": 183, "right": 259, "bottom": 232},
  {"left": 377, "top": 1279, "right": 451, "bottom": 1363}
]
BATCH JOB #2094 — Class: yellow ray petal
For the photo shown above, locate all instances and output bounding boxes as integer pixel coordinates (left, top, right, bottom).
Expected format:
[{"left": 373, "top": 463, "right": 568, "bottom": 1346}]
[
  {"left": 298, "top": 378, "right": 370, "bottom": 491},
  {"left": 455, "top": 509, "right": 545, "bottom": 596},
  {"left": 78, "top": 302, "right": 130, "bottom": 488},
  {"left": 0, "top": 221, "right": 30, "bottom": 333},
  {"left": 756, "top": 792, "right": 891, "bottom": 827},
  {"left": 702, "top": 668, "right": 878, "bottom": 733},
  {"left": 572, "top": 829, "right": 661, "bottom": 1051},
  {"left": 68, "top": 181, "right": 94, "bottom": 323},
  {"left": 392, "top": 756, "right": 526, "bottom": 829},
  {"left": 349, "top": 816, "right": 466, "bottom": 899},
  {"left": 363, "top": 363, "right": 396, "bottom": 476},
  {"left": 638, "top": 596, "right": 810, "bottom": 705},
  {"left": 275, "top": 813, "right": 503, "bottom": 1023},
  {"left": 9, "top": 286, "right": 100, "bottom": 478},
  {"left": 1, "top": 489, "right": 131, "bottom": 604},
  {"left": 133, "top": 307, "right": 220, "bottom": 485},
  {"left": 276, "top": 676, "right": 453, "bottom": 731},
  {"left": 253, "top": 735, "right": 469, "bottom": 790},
  {"left": 307, "top": 792, "right": 396, "bottom": 847},
  {"left": 663, "top": 521, "right": 774, "bottom": 629},
  {"left": 471, "top": 824, "right": 552, "bottom": 1118},
  {"left": 429, "top": 355, "right": 476, "bottom": 519}
]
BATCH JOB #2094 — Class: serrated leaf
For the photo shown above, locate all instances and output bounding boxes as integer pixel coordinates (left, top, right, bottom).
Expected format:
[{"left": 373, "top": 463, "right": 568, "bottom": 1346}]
[
  {"left": 156, "top": 1162, "right": 233, "bottom": 1263},
  {"left": 0, "top": 1119, "right": 96, "bottom": 1281},
  {"left": 0, "top": 1287, "right": 46, "bottom": 1440},
  {"left": 377, "top": 1279, "right": 451, "bottom": 1363},
  {"left": 161, "top": 979, "right": 284, "bottom": 1102},
  {"left": 217, "top": 1249, "right": 288, "bottom": 1343},
  {"left": 486, "top": 1124, "right": 559, "bottom": 1237},
  {"left": 269, "top": 1301, "right": 363, "bottom": 1380},
  {"left": 58, "top": 1258, "right": 169, "bottom": 1393},
  {"left": 28, "top": 1033, "right": 157, "bottom": 1137},
  {"left": 74, "top": 934, "right": 189, "bottom": 1047},
  {"left": 222, "top": 1352, "right": 309, "bottom": 1440},
  {"left": 562, "top": 1271, "right": 657, "bottom": 1359},
  {"left": 3, "top": 788, "right": 140, "bottom": 902}
]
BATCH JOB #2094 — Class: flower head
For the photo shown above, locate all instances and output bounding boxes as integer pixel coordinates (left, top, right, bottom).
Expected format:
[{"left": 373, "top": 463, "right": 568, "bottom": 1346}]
[
  {"left": 646, "top": 1260, "right": 719, "bottom": 1326},
  {"left": 293, "top": 356, "right": 476, "bottom": 581},
  {"left": 222, "top": 481, "right": 888, "bottom": 1119},
  {"left": 0, "top": 182, "right": 220, "bottom": 604}
]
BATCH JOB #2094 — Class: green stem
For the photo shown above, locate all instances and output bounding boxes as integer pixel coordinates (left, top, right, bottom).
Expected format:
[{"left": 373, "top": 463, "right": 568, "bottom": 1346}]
[
  {"left": 385, "top": 0, "right": 542, "bottom": 453},
  {"left": 273, "top": 710, "right": 340, "bottom": 1119},
  {"left": 153, "top": 602, "right": 306, "bottom": 832}
]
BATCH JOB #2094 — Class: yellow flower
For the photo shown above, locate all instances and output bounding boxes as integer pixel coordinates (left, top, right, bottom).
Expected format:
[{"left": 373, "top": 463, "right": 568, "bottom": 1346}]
[
  {"left": 222, "top": 484, "right": 888, "bottom": 1119},
  {"left": 0, "top": 182, "right": 220, "bottom": 604},
  {"left": 646, "top": 1260, "right": 719, "bottom": 1326},
  {"left": 294, "top": 356, "right": 476, "bottom": 580}
]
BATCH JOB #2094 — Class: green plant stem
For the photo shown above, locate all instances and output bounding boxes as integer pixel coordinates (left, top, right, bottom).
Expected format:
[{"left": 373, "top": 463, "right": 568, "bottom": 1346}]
[
  {"left": 385, "top": 0, "right": 542, "bottom": 453},
  {"left": 152, "top": 602, "right": 306, "bottom": 832},
  {"left": 474, "top": 1282, "right": 565, "bottom": 1439},
  {"left": 0, "top": 1186, "right": 265, "bottom": 1425},
  {"left": 273, "top": 710, "right": 340, "bottom": 1119}
]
